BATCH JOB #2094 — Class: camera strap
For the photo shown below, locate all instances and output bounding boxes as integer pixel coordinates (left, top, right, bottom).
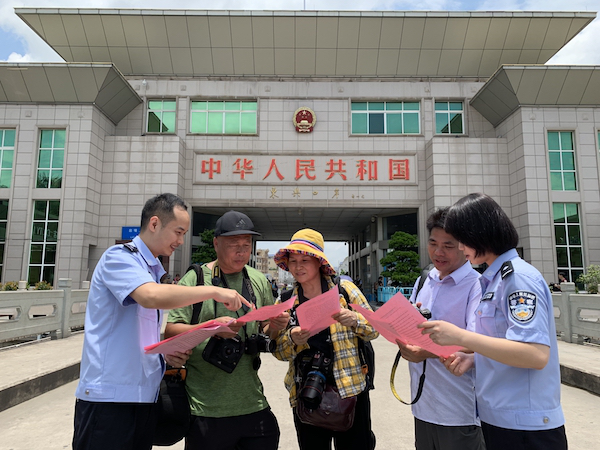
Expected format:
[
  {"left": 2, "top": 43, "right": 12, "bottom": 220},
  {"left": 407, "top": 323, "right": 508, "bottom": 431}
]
[
  {"left": 390, "top": 266, "right": 431, "bottom": 405},
  {"left": 211, "top": 264, "right": 258, "bottom": 340}
]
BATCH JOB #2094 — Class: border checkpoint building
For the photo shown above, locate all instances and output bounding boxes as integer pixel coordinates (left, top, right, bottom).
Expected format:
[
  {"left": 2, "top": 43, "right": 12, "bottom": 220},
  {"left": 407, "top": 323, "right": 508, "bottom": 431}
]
[{"left": 0, "top": 8, "right": 599, "bottom": 295}]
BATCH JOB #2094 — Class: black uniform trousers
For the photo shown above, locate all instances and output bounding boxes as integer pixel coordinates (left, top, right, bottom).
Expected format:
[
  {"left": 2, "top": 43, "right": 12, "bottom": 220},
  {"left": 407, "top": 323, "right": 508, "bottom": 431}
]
[{"left": 72, "top": 399, "right": 158, "bottom": 450}]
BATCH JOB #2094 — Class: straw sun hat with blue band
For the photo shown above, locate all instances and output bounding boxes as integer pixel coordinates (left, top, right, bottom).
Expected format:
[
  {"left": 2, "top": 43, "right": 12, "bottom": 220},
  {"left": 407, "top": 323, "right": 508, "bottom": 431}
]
[{"left": 274, "top": 228, "right": 336, "bottom": 276}]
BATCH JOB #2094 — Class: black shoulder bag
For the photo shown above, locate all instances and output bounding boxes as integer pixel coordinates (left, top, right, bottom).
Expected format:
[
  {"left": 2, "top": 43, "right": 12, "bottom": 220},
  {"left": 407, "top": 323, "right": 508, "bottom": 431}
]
[{"left": 153, "top": 264, "right": 204, "bottom": 446}]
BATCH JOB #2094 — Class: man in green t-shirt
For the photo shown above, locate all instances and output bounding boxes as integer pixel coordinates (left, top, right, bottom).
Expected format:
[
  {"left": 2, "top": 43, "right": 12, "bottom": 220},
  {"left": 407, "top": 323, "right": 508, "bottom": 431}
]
[{"left": 165, "top": 211, "right": 288, "bottom": 450}]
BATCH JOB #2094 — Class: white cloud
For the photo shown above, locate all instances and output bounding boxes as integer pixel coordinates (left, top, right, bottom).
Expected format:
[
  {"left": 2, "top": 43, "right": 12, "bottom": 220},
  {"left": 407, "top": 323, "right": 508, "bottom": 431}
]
[{"left": 3, "top": 52, "right": 31, "bottom": 63}]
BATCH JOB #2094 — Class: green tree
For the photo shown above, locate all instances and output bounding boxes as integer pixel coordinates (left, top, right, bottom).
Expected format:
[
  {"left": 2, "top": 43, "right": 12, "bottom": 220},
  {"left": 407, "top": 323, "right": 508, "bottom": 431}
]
[
  {"left": 191, "top": 229, "right": 217, "bottom": 264},
  {"left": 380, "top": 231, "right": 420, "bottom": 286},
  {"left": 577, "top": 264, "right": 600, "bottom": 294}
]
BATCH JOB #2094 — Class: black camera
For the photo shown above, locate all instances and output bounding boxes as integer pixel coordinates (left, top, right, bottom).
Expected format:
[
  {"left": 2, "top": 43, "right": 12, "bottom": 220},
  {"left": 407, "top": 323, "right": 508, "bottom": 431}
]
[
  {"left": 245, "top": 333, "right": 275, "bottom": 355},
  {"left": 299, "top": 352, "right": 332, "bottom": 409},
  {"left": 418, "top": 307, "right": 432, "bottom": 320},
  {"left": 202, "top": 335, "right": 244, "bottom": 374}
]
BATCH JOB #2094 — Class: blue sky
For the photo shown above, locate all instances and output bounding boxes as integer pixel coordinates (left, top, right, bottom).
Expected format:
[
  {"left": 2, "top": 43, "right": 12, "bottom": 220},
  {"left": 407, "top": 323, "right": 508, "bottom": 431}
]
[{"left": 1, "top": 1, "right": 599, "bottom": 63}]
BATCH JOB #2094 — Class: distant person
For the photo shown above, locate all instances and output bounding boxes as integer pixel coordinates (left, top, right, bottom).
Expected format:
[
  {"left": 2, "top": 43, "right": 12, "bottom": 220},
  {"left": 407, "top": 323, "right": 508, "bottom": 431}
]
[
  {"left": 398, "top": 208, "right": 484, "bottom": 450},
  {"left": 550, "top": 272, "right": 568, "bottom": 292},
  {"left": 420, "top": 193, "right": 567, "bottom": 450},
  {"left": 272, "top": 228, "right": 379, "bottom": 450},
  {"left": 73, "top": 194, "right": 248, "bottom": 450}
]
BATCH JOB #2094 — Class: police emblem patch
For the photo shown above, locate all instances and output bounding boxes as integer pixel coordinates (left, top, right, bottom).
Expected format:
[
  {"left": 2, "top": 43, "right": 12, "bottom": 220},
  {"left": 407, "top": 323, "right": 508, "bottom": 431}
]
[{"left": 507, "top": 291, "right": 537, "bottom": 323}]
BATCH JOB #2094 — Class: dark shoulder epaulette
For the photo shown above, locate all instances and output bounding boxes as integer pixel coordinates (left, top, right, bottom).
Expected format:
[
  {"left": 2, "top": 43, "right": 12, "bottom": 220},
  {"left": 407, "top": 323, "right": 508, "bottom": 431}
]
[
  {"left": 500, "top": 261, "right": 514, "bottom": 279},
  {"left": 123, "top": 243, "right": 138, "bottom": 253}
]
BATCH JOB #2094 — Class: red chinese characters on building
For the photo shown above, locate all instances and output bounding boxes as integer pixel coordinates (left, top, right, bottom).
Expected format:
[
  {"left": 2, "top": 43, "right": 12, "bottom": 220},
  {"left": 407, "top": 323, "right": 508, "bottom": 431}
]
[
  {"left": 262, "top": 159, "right": 285, "bottom": 180},
  {"left": 200, "top": 158, "right": 222, "bottom": 179},
  {"left": 356, "top": 160, "right": 378, "bottom": 181},
  {"left": 198, "top": 157, "right": 410, "bottom": 182},
  {"left": 295, "top": 159, "right": 316, "bottom": 180},
  {"left": 233, "top": 158, "right": 254, "bottom": 180},
  {"left": 389, "top": 159, "right": 409, "bottom": 180},
  {"left": 325, "top": 159, "right": 347, "bottom": 180}
]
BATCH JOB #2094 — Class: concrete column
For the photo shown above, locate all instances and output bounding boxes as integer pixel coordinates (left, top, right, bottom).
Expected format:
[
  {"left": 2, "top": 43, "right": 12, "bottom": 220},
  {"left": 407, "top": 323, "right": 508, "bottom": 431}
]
[
  {"left": 81, "top": 280, "right": 90, "bottom": 289},
  {"left": 561, "top": 282, "right": 576, "bottom": 343},
  {"left": 57, "top": 278, "right": 72, "bottom": 339}
]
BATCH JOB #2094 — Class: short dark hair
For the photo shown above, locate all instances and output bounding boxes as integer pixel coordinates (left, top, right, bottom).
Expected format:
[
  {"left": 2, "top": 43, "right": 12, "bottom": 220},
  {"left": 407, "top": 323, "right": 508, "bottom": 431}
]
[
  {"left": 140, "top": 193, "right": 187, "bottom": 231},
  {"left": 426, "top": 207, "right": 449, "bottom": 234},
  {"left": 445, "top": 193, "right": 519, "bottom": 257}
]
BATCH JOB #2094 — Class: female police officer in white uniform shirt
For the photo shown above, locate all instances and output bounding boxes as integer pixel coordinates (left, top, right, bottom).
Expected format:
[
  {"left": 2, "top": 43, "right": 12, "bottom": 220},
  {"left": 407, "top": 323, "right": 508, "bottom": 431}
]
[{"left": 419, "top": 193, "right": 567, "bottom": 450}]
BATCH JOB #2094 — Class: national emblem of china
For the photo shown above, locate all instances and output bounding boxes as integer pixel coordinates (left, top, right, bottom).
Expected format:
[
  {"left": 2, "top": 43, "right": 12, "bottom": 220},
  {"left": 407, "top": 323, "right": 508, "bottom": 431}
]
[{"left": 293, "top": 107, "right": 316, "bottom": 133}]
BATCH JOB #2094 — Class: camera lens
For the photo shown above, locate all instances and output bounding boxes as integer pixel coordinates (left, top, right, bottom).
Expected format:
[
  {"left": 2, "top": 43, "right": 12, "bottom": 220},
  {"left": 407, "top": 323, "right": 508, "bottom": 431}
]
[{"left": 300, "top": 370, "right": 326, "bottom": 409}]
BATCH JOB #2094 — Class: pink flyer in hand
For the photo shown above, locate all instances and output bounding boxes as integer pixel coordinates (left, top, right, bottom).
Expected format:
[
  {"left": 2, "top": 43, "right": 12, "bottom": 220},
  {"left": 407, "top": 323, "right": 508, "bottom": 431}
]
[
  {"left": 296, "top": 286, "right": 341, "bottom": 336},
  {"left": 144, "top": 319, "right": 234, "bottom": 355},
  {"left": 351, "top": 291, "right": 462, "bottom": 358},
  {"left": 236, "top": 297, "right": 296, "bottom": 323}
]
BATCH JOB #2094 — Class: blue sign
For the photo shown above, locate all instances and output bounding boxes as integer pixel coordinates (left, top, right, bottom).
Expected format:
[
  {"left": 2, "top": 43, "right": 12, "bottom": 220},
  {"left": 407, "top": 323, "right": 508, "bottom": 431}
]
[{"left": 122, "top": 226, "right": 140, "bottom": 240}]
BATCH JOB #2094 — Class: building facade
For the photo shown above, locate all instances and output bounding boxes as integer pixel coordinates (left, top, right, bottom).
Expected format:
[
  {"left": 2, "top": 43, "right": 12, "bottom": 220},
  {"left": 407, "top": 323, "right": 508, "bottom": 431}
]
[{"left": 0, "top": 9, "right": 599, "bottom": 293}]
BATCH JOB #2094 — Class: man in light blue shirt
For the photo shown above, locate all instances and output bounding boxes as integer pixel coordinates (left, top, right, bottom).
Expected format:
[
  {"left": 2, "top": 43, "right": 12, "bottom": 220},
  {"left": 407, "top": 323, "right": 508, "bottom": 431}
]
[
  {"left": 73, "top": 193, "right": 249, "bottom": 450},
  {"left": 399, "top": 208, "right": 485, "bottom": 450}
]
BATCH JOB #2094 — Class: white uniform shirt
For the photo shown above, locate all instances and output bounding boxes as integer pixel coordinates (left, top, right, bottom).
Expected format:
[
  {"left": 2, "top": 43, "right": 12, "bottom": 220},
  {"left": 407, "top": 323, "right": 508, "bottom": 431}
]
[
  {"left": 76, "top": 235, "right": 166, "bottom": 403},
  {"left": 408, "top": 261, "right": 482, "bottom": 426}
]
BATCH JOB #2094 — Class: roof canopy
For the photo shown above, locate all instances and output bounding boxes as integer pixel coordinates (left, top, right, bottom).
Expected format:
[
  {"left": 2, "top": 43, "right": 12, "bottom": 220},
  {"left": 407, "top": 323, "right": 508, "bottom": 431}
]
[
  {"left": 470, "top": 65, "right": 600, "bottom": 127},
  {"left": 16, "top": 9, "right": 596, "bottom": 78},
  {"left": 0, "top": 63, "right": 141, "bottom": 124}
]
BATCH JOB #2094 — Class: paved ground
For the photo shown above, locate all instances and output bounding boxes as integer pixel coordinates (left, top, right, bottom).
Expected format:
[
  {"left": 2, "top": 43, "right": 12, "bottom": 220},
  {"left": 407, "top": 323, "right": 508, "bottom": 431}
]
[{"left": 1, "top": 334, "right": 600, "bottom": 449}]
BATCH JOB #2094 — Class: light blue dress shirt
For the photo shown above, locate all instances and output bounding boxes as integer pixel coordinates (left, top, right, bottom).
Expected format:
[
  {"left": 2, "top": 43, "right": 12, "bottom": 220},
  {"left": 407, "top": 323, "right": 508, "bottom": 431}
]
[
  {"left": 75, "top": 236, "right": 166, "bottom": 403},
  {"left": 408, "top": 261, "right": 482, "bottom": 426},
  {"left": 475, "top": 249, "right": 564, "bottom": 430}
]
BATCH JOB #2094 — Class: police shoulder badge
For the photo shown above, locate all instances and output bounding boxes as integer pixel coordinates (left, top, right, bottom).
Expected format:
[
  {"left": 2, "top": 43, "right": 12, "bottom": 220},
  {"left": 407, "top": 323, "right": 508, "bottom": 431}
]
[{"left": 507, "top": 291, "right": 537, "bottom": 323}]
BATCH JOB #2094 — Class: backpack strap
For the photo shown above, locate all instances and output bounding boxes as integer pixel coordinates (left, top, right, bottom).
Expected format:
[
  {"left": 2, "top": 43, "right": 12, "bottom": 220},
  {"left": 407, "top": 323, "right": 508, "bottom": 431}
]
[
  {"left": 335, "top": 276, "right": 376, "bottom": 390},
  {"left": 185, "top": 264, "right": 205, "bottom": 326}
]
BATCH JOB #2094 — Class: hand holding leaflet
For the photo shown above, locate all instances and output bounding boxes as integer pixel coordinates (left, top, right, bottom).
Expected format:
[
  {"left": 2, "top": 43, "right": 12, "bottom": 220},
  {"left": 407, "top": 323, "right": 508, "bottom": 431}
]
[
  {"left": 296, "top": 286, "right": 341, "bottom": 336},
  {"left": 351, "top": 291, "right": 462, "bottom": 358},
  {"left": 145, "top": 319, "right": 234, "bottom": 355},
  {"left": 236, "top": 297, "right": 296, "bottom": 323}
]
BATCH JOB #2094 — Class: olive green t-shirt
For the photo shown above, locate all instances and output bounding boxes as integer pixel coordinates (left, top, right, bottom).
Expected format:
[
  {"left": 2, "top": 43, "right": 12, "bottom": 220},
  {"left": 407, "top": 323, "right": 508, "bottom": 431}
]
[{"left": 167, "top": 264, "right": 273, "bottom": 418}]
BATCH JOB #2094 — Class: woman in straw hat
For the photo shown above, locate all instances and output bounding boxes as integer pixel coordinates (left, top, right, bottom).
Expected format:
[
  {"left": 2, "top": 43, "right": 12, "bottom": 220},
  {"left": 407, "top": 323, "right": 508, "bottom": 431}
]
[{"left": 272, "top": 228, "right": 378, "bottom": 450}]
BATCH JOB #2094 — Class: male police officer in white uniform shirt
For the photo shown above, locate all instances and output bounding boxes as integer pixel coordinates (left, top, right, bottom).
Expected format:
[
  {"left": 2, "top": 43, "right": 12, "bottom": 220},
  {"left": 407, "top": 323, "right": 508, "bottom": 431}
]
[
  {"left": 399, "top": 208, "right": 485, "bottom": 450},
  {"left": 73, "top": 194, "right": 248, "bottom": 450}
]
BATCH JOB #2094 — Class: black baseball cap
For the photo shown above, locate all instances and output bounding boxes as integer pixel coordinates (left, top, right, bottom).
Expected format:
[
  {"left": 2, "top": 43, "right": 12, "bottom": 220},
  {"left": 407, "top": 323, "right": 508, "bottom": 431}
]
[{"left": 215, "top": 211, "right": 261, "bottom": 237}]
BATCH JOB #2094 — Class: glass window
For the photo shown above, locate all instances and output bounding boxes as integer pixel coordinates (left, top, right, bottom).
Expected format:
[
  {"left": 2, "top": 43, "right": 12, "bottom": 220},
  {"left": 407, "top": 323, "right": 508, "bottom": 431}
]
[
  {"left": 28, "top": 200, "right": 59, "bottom": 285},
  {"left": 547, "top": 131, "right": 577, "bottom": 191},
  {"left": 351, "top": 101, "right": 421, "bottom": 135},
  {"left": 548, "top": 131, "right": 577, "bottom": 191},
  {"left": 0, "top": 129, "right": 15, "bottom": 188},
  {"left": 190, "top": 101, "right": 257, "bottom": 135},
  {"left": 36, "top": 130, "right": 65, "bottom": 189},
  {"left": 435, "top": 101, "right": 464, "bottom": 134},
  {"left": 553, "top": 203, "right": 583, "bottom": 288},
  {"left": 147, "top": 100, "right": 176, "bottom": 133}
]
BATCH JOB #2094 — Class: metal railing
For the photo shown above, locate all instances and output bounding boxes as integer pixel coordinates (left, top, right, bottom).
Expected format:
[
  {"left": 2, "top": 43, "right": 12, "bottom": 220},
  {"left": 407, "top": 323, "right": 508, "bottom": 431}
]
[
  {"left": 553, "top": 282, "right": 600, "bottom": 342},
  {"left": 377, "top": 286, "right": 414, "bottom": 303},
  {"left": 1, "top": 280, "right": 598, "bottom": 345},
  {"left": 0, "top": 279, "right": 88, "bottom": 343}
]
